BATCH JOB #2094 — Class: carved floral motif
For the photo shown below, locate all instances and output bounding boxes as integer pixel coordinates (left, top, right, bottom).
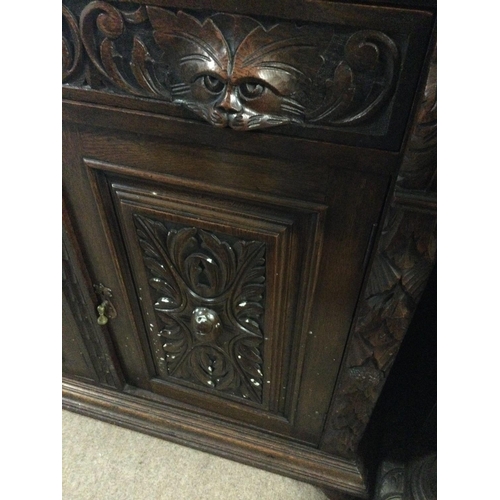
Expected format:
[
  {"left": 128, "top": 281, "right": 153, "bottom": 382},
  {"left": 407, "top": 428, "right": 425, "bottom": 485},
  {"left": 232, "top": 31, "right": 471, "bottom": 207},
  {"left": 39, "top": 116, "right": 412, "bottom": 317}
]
[
  {"left": 63, "top": 1, "right": 400, "bottom": 131},
  {"left": 134, "top": 215, "right": 266, "bottom": 403}
]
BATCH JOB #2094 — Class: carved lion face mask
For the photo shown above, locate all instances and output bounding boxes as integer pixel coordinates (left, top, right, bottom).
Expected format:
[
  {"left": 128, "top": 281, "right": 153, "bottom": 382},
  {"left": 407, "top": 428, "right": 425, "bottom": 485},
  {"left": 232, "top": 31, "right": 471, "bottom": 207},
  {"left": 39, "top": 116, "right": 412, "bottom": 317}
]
[{"left": 148, "top": 9, "right": 327, "bottom": 130}]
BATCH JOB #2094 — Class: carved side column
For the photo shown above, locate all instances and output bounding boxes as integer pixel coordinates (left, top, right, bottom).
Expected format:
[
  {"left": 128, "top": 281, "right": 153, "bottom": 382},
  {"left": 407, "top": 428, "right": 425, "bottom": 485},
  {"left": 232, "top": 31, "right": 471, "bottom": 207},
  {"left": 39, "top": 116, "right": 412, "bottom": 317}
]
[
  {"left": 373, "top": 454, "right": 437, "bottom": 500},
  {"left": 321, "top": 43, "right": 437, "bottom": 460}
]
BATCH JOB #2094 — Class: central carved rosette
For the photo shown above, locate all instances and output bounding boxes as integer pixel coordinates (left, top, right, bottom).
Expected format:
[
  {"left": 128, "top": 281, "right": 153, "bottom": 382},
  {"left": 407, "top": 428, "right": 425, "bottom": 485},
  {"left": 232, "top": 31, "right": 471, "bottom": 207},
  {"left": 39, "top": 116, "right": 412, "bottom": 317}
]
[
  {"left": 191, "top": 307, "right": 222, "bottom": 342},
  {"left": 134, "top": 214, "right": 266, "bottom": 402}
]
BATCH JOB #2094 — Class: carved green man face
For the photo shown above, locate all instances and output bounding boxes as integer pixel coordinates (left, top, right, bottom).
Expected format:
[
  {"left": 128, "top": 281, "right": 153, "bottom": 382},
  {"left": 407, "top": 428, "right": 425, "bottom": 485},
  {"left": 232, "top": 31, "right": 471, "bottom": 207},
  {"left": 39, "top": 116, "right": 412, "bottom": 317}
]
[{"left": 148, "top": 9, "right": 324, "bottom": 130}]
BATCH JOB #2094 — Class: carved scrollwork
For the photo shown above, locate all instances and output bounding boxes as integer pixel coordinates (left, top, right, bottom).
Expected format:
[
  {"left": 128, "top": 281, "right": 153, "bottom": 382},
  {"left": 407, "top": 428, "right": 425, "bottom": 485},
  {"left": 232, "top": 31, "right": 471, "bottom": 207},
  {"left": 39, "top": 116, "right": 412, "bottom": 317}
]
[
  {"left": 307, "top": 30, "right": 398, "bottom": 125},
  {"left": 147, "top": 9, "right": 399, "bottom": 130},
  {"left": 63, "top": 5, "right": 83, "bottom": 83},
  {"left": 64, "top": 1, "right": 401, "bottom": 132},
  {"left": 134, "top": 215, "right": 266, "bottom": 403},
  {"left": 79, "top": 1, "right": 170, "bottom": 97}
]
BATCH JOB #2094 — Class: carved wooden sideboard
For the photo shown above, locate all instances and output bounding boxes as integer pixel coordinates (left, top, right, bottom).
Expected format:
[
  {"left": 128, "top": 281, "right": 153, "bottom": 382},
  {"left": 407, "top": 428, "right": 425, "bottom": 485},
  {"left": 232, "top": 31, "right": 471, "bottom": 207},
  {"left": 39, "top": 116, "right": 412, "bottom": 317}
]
[{"left": 62, "top": 1, "right": 436, "bottom": 498}]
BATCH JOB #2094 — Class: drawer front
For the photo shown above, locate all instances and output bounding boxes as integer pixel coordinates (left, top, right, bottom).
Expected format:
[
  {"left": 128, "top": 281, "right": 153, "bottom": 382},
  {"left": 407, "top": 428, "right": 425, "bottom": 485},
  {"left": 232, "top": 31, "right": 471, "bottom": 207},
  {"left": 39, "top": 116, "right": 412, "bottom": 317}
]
[{"left": 62, "top": 0, "right": 434, "bottom": 150}]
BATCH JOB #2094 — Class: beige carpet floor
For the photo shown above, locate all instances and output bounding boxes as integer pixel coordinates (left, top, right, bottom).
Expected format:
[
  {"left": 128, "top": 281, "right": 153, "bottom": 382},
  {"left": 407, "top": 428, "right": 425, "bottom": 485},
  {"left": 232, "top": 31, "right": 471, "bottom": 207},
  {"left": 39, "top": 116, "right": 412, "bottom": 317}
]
[{"left": 62, "top": 410, "right": 329, "bottom": 500}]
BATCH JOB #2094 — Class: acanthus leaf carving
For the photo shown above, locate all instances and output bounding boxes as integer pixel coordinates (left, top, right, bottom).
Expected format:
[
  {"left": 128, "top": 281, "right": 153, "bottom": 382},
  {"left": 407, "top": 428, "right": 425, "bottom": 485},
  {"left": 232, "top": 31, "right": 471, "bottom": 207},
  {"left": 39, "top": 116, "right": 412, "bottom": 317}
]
[
  {"left": 78, "top": 1, "right": 170, "bottom": 98},
  {"left": 134, "top": 214, "right": 266, "bottom": 403},
  {"left": 307, "top": 30, "right": 398, "bottom": 125},
  {"left": 63, "top": 5, "right": 83, "bottom": 83},
  {"left": 64, "top": 1, "right": 401, "bottom": 133}
]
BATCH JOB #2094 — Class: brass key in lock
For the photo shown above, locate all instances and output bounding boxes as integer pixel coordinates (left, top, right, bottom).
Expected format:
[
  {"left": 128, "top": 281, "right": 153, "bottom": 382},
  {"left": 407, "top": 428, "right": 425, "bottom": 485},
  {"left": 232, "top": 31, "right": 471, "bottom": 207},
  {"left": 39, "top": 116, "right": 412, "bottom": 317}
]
[
  {"left": 94, "top": 284, "right": 117, "bottom": 326},
  {"left": 97, "top": 301, "right": 110, "bottom": 325}
]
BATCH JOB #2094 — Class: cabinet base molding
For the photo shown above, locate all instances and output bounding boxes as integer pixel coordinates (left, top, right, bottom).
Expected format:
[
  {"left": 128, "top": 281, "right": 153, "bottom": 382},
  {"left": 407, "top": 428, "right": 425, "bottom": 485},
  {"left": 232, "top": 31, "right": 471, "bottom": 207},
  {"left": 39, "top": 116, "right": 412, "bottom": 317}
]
[
  {"left": 63, "top": 378, "right": 368, "bottom": 498},
  {"left": 321, "top": 487, "right": 363, "bottom": 500}
]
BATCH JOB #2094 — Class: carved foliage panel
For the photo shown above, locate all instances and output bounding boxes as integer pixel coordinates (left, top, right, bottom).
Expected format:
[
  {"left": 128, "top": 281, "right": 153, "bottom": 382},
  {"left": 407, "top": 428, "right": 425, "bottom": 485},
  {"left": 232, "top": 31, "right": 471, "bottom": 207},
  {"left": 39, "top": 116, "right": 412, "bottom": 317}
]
[
  {"left": 107, "top": 180, "right": 325, "bottom": 414},
  {"left": 134, "top": 214, "right": 267, "bottom": 403},
  {"left": 62, "top": 0, "right": 423, "bottom": 141}
]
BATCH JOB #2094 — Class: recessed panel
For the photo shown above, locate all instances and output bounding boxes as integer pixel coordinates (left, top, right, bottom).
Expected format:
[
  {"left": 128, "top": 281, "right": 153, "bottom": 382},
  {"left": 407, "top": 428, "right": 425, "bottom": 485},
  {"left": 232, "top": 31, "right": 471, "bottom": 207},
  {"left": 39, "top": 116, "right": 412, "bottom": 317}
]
[{"left": 89, "top": 169, "right": 326, "bottom": 432}]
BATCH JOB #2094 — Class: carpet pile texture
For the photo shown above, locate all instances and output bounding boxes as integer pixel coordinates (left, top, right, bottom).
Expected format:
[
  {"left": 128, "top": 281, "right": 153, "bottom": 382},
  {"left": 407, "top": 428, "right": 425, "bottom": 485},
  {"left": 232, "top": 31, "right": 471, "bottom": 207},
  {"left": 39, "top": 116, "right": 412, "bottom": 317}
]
[{"left": 62, "top": 410, "right": 329, "bottom": 499}]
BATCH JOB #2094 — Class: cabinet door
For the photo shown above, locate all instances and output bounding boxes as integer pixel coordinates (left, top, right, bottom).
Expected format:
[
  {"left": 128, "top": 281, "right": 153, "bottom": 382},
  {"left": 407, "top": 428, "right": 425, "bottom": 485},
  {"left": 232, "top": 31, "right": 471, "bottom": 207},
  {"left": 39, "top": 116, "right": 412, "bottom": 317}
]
[
  {"left": 62, "top": 208, "right": 122, "bottom": 388},
  {"left": 62, "top": 123, "right": 389, "bottom": 445}
]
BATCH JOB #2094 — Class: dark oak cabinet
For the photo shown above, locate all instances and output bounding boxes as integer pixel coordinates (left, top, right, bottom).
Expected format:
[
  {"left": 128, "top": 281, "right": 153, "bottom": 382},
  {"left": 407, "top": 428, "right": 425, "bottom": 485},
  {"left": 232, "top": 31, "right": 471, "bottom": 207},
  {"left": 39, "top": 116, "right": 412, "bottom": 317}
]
[{"left": 62, "top": 1, "right": 436, "bottom": 497}]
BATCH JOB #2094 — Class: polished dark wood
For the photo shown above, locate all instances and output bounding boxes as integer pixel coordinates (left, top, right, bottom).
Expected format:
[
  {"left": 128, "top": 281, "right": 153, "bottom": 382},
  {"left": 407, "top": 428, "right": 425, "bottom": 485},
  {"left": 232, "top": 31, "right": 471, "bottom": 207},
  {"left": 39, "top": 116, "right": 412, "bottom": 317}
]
[
  {"left": 62, "top": 0, "right": 433, "bottom": 149},
  {"left": 62, "top": 1, "right": 436, "bottom": 498},
  {"left": 321, "top": 38, "right": 437, "bottom": 460},
  {"left": 78, "top": 4, "right": 400, "bottom": 131},
  {"left": 321, "top": 487, "right": 362, "bottom": 500},
  {"left": 62, "top": 203, "right": 123, "bottom": 388}
]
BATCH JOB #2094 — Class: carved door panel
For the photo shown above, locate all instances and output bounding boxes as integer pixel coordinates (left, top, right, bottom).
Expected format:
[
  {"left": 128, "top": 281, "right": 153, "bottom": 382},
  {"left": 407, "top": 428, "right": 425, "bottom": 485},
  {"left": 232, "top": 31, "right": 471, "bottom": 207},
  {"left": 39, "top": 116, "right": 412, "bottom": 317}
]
[
  {"left": 91, "top": 166, "right": 328, "bottom": 437},
  {"left": 63, "top": 122, "right": 390, "bottom": 444}
]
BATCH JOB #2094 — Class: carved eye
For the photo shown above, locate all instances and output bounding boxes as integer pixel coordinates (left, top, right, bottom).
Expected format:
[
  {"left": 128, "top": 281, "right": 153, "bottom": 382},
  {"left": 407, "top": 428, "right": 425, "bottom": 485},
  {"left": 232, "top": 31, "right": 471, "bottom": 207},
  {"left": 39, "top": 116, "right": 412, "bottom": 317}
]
[
  {"left": 239, "top": 82, "right": 265, "bottom": 99},
  {"left": 202, "top": 75, "right": 225, "bottom": 94}
]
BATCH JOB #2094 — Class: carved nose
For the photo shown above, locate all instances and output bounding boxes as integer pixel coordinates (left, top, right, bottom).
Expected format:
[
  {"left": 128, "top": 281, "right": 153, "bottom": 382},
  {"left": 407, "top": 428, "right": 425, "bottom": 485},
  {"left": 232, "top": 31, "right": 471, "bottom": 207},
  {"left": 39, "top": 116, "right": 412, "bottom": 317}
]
[{"left": 216, "top": 86, "right": 242, "bottom": 114}]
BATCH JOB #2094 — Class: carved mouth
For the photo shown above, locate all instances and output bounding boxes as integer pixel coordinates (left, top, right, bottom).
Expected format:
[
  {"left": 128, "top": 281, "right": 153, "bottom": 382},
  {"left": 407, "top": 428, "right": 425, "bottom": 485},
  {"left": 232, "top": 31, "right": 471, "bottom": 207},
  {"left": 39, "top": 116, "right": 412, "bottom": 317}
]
[{"left": 227, "top": 113, "right": 246, "bottom": 130}]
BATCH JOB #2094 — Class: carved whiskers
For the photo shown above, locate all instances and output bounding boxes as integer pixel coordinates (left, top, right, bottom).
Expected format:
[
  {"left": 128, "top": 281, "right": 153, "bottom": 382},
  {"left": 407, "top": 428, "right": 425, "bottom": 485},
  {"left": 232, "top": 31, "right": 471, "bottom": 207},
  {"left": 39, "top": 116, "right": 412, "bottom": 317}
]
[
  {"left": 147, "top": 9, "right": 328, "bottom": 130},
  {"left": 66, "top": 3, "right": 400, "bottom": 132}
]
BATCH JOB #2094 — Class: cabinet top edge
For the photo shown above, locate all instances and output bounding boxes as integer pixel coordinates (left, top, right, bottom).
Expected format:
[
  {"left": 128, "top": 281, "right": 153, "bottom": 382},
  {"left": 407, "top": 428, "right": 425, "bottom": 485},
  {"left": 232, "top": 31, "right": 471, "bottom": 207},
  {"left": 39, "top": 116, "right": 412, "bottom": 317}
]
[{"left": 115, "top": 0, "right": 435, "bottom": 23}]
